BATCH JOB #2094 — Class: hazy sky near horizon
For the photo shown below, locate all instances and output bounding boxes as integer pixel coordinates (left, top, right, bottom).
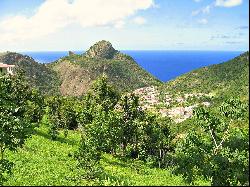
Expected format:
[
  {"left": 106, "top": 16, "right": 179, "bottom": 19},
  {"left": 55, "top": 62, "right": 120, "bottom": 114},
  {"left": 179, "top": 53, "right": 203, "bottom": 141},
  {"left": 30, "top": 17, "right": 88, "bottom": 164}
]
[{"left": 0, "top": 0, "right": 249, "bottom": 51}]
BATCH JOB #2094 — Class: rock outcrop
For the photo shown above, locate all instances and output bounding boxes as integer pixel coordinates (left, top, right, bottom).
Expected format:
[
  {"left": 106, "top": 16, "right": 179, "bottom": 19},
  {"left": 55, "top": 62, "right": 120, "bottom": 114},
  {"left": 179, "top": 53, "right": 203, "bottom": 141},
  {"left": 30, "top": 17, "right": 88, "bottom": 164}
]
[
  {"left": 84, "top": 40, "right": 118, "bottom": 59},
  {"left": 68, "top": 51, "right": 75, "bottom": 56}
]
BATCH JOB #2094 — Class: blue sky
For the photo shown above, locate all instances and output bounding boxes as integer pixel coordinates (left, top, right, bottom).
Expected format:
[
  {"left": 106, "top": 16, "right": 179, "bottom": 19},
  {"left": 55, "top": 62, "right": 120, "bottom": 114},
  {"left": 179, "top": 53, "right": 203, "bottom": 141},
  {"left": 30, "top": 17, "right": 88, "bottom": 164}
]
[{"left": 0, "top": 0, "right": 248, "bottom": 51}]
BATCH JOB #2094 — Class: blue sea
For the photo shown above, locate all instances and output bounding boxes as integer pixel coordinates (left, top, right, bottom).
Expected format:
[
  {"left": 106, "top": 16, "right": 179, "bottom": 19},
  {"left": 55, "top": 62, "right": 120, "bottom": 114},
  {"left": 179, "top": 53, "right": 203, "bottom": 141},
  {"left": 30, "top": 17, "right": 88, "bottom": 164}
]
[{"left": 21, "top": 50, "right": 243, "bottom": 82}]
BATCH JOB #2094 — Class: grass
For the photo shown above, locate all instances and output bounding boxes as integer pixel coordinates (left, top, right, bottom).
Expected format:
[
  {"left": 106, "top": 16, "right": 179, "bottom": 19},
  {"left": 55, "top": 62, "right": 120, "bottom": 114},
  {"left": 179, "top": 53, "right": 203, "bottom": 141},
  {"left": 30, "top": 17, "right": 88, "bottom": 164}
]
[
  {"left": 4, "top": 125, "right": 209, "bottom": 186},
  {"left": 5, "top": 126, "right": 90, "bottom": 186}
]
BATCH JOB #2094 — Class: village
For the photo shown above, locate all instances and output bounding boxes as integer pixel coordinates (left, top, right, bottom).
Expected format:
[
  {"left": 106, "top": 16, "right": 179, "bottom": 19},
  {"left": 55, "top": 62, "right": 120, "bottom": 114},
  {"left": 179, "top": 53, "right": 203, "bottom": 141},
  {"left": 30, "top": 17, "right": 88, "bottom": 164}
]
[{"left": 133, "top": 86, "right": 211, "bottom": 123}]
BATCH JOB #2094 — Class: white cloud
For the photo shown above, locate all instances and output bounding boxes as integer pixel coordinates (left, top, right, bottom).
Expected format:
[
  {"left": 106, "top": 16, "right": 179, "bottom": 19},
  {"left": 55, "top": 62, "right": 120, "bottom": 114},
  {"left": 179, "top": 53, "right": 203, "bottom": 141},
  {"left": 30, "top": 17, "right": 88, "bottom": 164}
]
[
  {"left": 202, "top": 5, "right": 211, "bottom": 13},
  {"left": 114, "top": 20, "right": 126, "bottom": 29},
  {"left": 191, "top": 10, "right": 200, "bottom": 16},
  {"left": 0, "top": 0, "right": 154, "bottom": 42},
  {"left": 133, "top": 16, "right": 147, "bottom": 25},
  {"left": 192, "top": 5, "right": 211, "bottom": 16},
  {"left": 198, "top": 18, "right": 208, "bottom": 24},
  {"left": 215, "top": 0, "right": 243, "bottom": 7},
  {"left": 192, "top": 0, "right": 242, "bottom": 16}
]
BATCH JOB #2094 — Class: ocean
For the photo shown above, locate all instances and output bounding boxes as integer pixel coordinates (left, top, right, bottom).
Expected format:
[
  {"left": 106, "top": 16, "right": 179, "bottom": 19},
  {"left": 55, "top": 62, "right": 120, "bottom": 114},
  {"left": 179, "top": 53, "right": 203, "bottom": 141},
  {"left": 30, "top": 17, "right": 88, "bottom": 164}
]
[{"left": 21, "top": 50, "right": 243, "bottom": 82}]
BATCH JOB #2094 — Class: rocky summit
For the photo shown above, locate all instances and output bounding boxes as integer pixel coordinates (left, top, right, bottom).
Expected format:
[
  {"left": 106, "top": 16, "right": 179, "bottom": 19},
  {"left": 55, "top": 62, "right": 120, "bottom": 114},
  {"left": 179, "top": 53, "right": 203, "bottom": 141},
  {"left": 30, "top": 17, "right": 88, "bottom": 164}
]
[
  {"left": 84, "top": 40, "right": 118, "bottom": 59},
  {"left": 68, "top": 51, "right": 75, "bottom": 56}
]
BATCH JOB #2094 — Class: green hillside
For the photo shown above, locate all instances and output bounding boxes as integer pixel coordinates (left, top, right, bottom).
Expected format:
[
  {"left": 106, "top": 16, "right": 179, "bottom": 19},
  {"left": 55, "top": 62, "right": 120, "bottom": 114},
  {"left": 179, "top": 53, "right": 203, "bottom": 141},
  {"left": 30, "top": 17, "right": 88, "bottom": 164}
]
[
  {"left": 0, "top": 52, "right": 60, "bottom": 95},
  {"left": 1, "top": 49, "right": 248, "bottom": 186},
  {"left": 161, "top": 51, "right": 249, "bottom": 101},
  {"left": 48, "top": 40, "right": 161, "bottom": 96},
  {"left": 5, "top": 124, "right": 208, "bottom": 186},
  {"left": 131, "top": 52, "right": 249, "bottom": 124},
  {"left": 0, "top": 41, "right": 161, "bottom": 96}
]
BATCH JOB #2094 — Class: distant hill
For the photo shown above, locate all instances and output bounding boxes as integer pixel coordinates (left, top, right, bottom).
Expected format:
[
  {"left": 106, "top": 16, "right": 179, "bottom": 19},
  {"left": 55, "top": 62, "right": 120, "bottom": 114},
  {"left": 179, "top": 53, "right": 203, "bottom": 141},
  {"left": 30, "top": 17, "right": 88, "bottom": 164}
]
[
  {"left": 48, "top": 40, "right": 161, "bottom": 96},
  {"left": 0, "top": 41, "right": 161, "bottom": 96},
  {"left": 0, "top": 52, "right": 60, "bottom": 95},
  {"left": 131, "top": 52, "right": 249, "bottom": 123},
  {"left": 160, "top": 51, "right": 249, "bottom": 101},
  {"left": 3, "top": 45, "right": 247, "bottom": 101}
]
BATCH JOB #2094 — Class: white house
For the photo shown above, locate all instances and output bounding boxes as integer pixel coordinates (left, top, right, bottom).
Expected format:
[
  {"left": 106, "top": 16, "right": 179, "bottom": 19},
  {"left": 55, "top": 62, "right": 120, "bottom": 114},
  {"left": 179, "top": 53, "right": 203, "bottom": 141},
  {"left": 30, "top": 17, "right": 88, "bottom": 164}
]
[{"left": 0, "top": 62, "right": 15, "bottom": 75}]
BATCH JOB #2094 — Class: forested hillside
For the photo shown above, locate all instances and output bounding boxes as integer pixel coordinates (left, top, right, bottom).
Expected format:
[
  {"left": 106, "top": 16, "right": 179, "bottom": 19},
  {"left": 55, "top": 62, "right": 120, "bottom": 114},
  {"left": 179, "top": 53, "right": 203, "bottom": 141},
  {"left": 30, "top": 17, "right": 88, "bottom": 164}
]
[
  {"left": 1, "top": 73, "right": 248, "bottom": 186},
  {"left": 161, "top": 51, "right": 249, "bottom": 101},
  {"left": 1, "top": 50, "right": 249, "bottom": 186},
  {"left": 0, "top": 52, "right": 60, "bottom": 95}
]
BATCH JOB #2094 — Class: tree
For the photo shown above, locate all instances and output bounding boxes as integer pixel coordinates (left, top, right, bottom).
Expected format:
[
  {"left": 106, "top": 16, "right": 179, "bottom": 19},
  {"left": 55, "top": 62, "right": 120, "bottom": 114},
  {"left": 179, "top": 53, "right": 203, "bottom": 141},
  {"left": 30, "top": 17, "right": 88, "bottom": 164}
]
[
  {"left": 76, "top": 75, "right": 120, "bottom": 178},
  {"left": 173, "top": 99, "right": 249, "bottom": 186},
  {"left": 45, "top": 96, "right": 62, "bottom": 139},
  {"left": 45, "top": 96, "right": 79, "bottom": 139},
  {"left": 138, "top": 114, "right": 172, "bottom": 168},
  {"left": 75, "top": 131, "right": 103, "bottom": 179},
  {"left": 0, "top": 74, "right": 42, "bottom": 185},
  {"left": 88, "top": 74, "right": 120, "bottom": 113},
  {"left": 75, "top": 75, "right": 173, "bottom": 179},
  {"left": 118, "top": 94, "right": 143, "bottom": 156}
]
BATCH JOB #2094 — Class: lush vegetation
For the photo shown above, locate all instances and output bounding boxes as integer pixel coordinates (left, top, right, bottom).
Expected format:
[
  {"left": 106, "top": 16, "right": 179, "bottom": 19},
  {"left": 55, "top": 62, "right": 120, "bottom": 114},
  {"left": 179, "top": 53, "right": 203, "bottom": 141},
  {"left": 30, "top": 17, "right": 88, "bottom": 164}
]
[
  {"left": 0, "top": 73, "right": 43, "bottom": 184},
  {"left": 0, "top": 74, "right": 205, "bottom": 185},
  {"left": 0, "top": 52, "right": 60, "bottom": 95},
  {"left": 160, "top": 52, "right": 249, "bottom": 103},
  {"left": 72, "top": 76, "right": 173, "bottom": 180},
  {"left": 171, "top": 99, "right": 249, "bottom": 186},
  {"left": 0, "top": 51, "right": 249, "bottom": 186},
  {"left": 5, "top": 125, "right": 209, "bottom": 186}
]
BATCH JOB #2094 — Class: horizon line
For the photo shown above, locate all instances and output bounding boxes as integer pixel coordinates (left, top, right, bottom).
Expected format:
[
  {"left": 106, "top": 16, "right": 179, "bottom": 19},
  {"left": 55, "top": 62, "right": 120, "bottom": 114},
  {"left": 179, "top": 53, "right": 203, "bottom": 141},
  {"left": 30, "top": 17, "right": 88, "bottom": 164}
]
[{"left": 6, "top": 49, "right": 248, "bottom": 53}]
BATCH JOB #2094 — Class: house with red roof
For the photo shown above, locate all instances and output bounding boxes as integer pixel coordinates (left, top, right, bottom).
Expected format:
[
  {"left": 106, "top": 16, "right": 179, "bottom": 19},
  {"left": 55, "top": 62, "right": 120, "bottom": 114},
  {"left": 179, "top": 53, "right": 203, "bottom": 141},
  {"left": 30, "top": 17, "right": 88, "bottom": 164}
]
[{"left": 0, "top": 62, "right": 15, "bottom": 75}]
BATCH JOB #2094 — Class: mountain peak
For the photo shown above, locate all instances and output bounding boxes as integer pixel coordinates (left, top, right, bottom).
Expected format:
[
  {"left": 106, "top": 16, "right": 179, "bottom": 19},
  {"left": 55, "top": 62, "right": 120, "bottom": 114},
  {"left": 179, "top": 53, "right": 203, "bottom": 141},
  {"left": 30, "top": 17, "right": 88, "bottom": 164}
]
[{"left": 85, "top": 40, "right": 118, "bottom": 59}]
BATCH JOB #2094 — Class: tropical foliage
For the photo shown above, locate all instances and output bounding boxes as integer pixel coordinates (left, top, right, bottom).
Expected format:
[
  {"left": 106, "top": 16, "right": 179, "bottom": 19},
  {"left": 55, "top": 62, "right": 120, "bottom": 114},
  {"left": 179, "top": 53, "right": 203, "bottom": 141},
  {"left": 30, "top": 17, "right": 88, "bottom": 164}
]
[
  {"left": 0, "top": 51, "right": 249, "bottom": 186},
  {"left": 160, "top": 52, "right": 249, "bottom": 102},
  {"left": 73, "top": 75, "right": 172, "bottom": 179},
  {"left": 172, "top": 99, "right": 249, "bottom": 186},
  {"left": 0, "top": 74, "right": 43, "bottom": 184}
]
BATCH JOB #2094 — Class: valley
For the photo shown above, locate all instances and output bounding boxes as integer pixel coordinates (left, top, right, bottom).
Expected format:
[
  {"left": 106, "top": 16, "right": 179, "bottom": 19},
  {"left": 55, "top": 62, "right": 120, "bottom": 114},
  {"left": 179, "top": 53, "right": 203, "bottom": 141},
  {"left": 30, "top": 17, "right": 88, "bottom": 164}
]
[{"left": 0, "top": 41, "right": 249, "bottom": 186}]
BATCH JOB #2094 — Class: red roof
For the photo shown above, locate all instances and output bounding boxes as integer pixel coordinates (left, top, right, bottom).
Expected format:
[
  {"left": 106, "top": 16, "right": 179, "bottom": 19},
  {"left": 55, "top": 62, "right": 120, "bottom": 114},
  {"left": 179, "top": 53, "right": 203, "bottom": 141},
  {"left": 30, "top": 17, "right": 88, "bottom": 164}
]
[{"left": 0, "top": 63, "right": 15, "bottom": 68}]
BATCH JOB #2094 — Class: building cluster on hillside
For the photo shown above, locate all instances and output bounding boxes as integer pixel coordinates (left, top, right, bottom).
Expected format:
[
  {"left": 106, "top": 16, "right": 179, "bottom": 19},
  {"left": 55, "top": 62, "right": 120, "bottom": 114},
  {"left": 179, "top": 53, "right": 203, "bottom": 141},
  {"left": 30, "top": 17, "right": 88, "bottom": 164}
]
[
  {"left": 133, "top": 86, "right": 160, "bottom": 110},
  {"left": 134, "top": 86, "right": 211, "bottom": 123}
]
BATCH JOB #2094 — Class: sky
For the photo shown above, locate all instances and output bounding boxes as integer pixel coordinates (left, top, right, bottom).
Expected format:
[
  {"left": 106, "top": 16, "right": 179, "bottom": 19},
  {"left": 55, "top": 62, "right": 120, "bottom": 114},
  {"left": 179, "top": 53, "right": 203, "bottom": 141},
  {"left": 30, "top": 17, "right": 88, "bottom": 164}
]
[{"left": 0, "top": 0, "right": 249, "bottom": 51}]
